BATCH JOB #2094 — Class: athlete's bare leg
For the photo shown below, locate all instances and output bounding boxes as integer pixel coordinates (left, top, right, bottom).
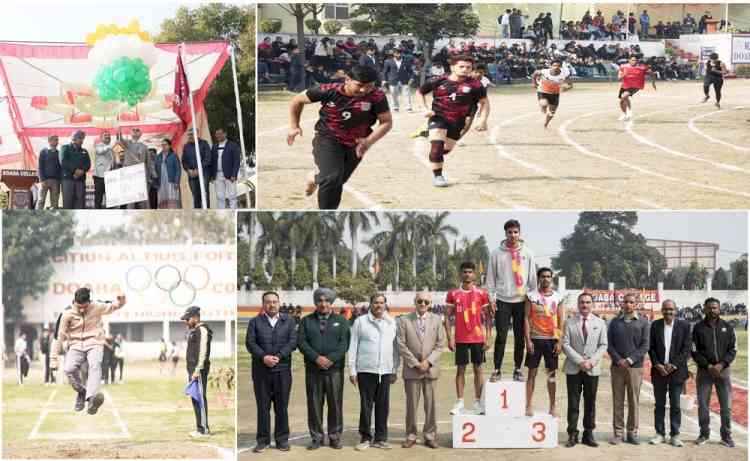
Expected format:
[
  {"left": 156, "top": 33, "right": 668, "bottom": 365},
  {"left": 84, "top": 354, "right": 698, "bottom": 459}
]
[
  {"left": 526, "top": 367, "right": 537, "bottom": 416},
  {"left": 547, "top": 369, "right": 557, "bottom": 416},
  {"left": 304, "top": 171, "right": 317, "bottom": 196}
]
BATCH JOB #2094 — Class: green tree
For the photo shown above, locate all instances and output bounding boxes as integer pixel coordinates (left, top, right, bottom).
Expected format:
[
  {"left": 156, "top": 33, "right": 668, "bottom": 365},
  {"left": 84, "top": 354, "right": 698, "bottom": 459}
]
[
  {"left": 2, "top": 211, "right": 76, "bottom": 328},
  {"left": 126, "top": 210, "right": 234, "bottom": 244},
  {"left": 257, "top": 212, "right": 283, "bottom": 277},
  {"left": 293, "top": 259, "right": 313, "bottom": 290},
  {"left": 277, "top": 4, "right": 326, "bottom": 69},
  {"left": 590, "top": 261, "right": 605, "bottom": 289},
  {"left": 684, "top": 262, "right": 708, "bottom": 290},
  {"left": 353, "top": 4, "right": 480, "bottom": 84},
  {"left": 329, "top": 274, "right": 376, "bottom": 305},
  {"left": 730, "top": 254, "right": 748, "bottom": 289},
  {"left": 571, "top": 263, "right": 583, "bottom": 288},
  {"left": 712, "top": 267, "right": 729, "bottom": 290},
  {"left": 423, "top": 212, "right": 458, "bottom": 280},
  {"left": 416, "top": 265, "right": 437, "bottom": 290},
  {"left": 270, "top": 257, "right": 289, "bottom": 289},
  {"left": 341, "top": 211, "right": 380, "bottom": 277},
  {"left": 251, "top": 264, "right": 269, "bottom": 290},
  {"left": 156, "top": 4, "right": 255, "bottom": 155}
]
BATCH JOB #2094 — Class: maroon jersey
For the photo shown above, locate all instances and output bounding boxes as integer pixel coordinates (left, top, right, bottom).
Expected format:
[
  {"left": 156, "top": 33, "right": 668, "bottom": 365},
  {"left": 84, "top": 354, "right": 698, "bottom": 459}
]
[
  {"left": 419, "top": 76, "right": 486, "bottom": 123},
  {"left": 306, "top": 83, "right": 390, "bottom": 148}
]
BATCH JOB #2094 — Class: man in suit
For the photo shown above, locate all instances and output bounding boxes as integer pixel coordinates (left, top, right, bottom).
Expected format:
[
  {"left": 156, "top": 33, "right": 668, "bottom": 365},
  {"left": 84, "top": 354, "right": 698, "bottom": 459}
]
[
  {"left": 396, "top": 291, "right": 445, "bottom": 449},
  {"left": 648, "top": 299, "right": 691, "bottom": 447},
  {"left": 209, "top": 128, "right": 242, "bottom": 209},
  {"left": 298, "top": 288, "right": 351, "bottom": 450},
  {"left": 382, "top": 49, "right": 413, "bottom": 112},
  {"left": 246, "top": 291, "right": 298, "bottom": 453},
  {"left": 562, "top": 292, "right": 608, "bottom": 448},
  {"left": 607, "top": 293, "right": 650, "bottom": 445},
  {"left": 358, "top": 46, "right": 377, "bottom": 69}
]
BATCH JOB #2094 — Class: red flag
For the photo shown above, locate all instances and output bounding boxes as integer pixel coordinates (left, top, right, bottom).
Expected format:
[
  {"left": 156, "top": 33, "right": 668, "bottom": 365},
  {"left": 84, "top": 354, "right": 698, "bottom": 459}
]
[{"left": 173, "top": 50, "right": 191, "bottom": 126}]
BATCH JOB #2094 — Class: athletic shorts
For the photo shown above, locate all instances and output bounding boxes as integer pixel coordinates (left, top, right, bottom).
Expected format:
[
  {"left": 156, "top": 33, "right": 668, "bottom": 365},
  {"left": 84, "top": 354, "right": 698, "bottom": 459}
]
[
  {"left": 537, "top": 92, "right": 560, "bottom": 107},
  {"left": 525, "top": 338, "right": 558, "bottom": 370},
  {"left": 468, "top": 103, "right": 478, "bottom": 118},
  {"left": 456, "top": 342, "right": 485, "bottom": 365},
  {"left": 428, "top": 116, "right": 465, "bottom": 142},
  {"left": 618, "top": 87, "right": 640, "bottom": 98},
  {"left": 159, "top": 352, "right": 167, "bottom": 362}
]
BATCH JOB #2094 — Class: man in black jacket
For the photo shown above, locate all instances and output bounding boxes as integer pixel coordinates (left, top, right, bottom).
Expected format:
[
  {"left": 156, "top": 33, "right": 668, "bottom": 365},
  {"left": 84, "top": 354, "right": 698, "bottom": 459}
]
[
  {"left": 247, "top": 292, "right": 298, "bottom": 453},
  {"left": 181, "top": 131, "right": 212, "bottom": 209},
  {"left": 183, "top": 305, "right": 213, "bottom": 437},
  {"left": 298, "top": 288, "right": 351, "bottom": 450},
  {"left": 37, "top": 135, "right": 62, "bottom": 209},
  {"left": 648, "top": 300, "right": 690, "bottom": 447},
  {"left": 692, "top": 297, "right": 736, "bottom": 447},
  {"left": 382, "top": 49, "right": 413, "bottom": 112},
  {"left": 60, "top": 130, "right": 91, "bottom": 209},
  {"left": 209, "top": 128, "right": 241, "bottom": 209}
]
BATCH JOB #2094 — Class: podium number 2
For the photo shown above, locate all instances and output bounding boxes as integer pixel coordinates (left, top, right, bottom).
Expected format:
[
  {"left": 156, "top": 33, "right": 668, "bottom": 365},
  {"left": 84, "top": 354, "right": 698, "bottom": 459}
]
[
  {"left": 531, "top": 422, "right": 546, "bottom": 442},
  {"left": 500, "top": 389, "right": 508, "bottom": 409},
  {"left": 462, "top": 422, "right": 476, "bottom": 443}
]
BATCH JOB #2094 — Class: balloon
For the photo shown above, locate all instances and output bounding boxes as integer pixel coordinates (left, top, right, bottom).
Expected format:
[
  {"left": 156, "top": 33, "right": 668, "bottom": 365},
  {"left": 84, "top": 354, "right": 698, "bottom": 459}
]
[
  {"left": 87, "top": 30, "right": 157, "bottom": 68},
  {"left": 92, "top": 57, "right": 152, "bottom": 107},
  {"left": 85, "top": 20, "right": 152, "bottom": 46}
]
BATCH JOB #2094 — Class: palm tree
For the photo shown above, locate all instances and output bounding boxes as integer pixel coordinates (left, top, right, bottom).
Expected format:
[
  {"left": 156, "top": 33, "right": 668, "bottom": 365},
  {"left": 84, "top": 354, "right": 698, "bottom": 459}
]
[
  {"left": 382, "top": 213, "right": 405, "bottom": 290},
  {"left": 323, "top": 212, "right": 345, "bottom": 278},
  {"left": 303, "top": 212, "right": 332, "bottom": 287},
  {"left": 422, "top": 212, "right": 458, "bottom": 280},
  {"left": 257, "top": 212, "right": 283, "bottom": 280},
  {"left": 239, "top": 212, "right": 258, "bottom": 284},
  {"left": 402, "top": 212, "right": 428, "bottom": 288},
  {"left": 279, "top": 212, "right": 306, "bottom": 287},
  {"left": 341, "top": 211, "right": 380, "bottom": 277}
]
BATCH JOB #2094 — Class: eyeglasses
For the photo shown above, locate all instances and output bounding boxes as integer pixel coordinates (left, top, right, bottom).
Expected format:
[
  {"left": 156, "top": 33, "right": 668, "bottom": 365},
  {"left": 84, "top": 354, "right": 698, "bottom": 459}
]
[{"left": 416, "top": 299, "right": 431, "bottom": 305}]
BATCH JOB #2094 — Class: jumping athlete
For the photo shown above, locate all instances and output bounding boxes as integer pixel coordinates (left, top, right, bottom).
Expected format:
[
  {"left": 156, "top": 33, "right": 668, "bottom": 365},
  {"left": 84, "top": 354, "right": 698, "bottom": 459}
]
[
  {"left": 445, "top": 262, "right": 491, "bottom": 416},
  {"left": 532, "top": 59, "right": 572, "bottom": 128},
  {"left": 617, "top": 55, "right": 656, "bottom": 121},
  {"left": 287, "top": 65, "right": 393, "bottom": 209},
  {"left": 702, "top": 53, "right": 727, "bottom": 109},
  {"left": 417, "top": 55, "right": 489, "bottom": 187}
]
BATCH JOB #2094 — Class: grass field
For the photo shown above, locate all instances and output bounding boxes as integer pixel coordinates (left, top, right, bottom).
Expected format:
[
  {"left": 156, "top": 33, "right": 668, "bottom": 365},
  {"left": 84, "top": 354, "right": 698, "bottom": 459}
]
[
  {"left": 256, "top": 80, "right": 750, "bottom": 210},
  {"left": 3, "top": 359, "right": 235, "bottom": 459},
  {"left": 237, "top": 322, "right": 747, "bottom": 461}
]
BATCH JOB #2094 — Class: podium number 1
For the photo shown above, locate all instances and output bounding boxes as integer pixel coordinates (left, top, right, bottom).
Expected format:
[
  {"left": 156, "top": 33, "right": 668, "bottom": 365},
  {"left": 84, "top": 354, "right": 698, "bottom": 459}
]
[
  {"left": 462, "top": 422, "right": 476, "bottom": 443},
  {"left": 500, "top": 389, "right": 508, "bottom": 409},
  {"left": 531, "top": 422, "right": 546, "bottom": 442}
]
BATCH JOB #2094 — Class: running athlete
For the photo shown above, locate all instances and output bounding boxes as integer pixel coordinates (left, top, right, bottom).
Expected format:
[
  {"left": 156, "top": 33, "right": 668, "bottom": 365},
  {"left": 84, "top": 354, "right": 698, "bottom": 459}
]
[
  {"left": 524, "top": 267, "right": 565, "bottom": 417},
  {"left": 417, "top": 55, "right": 489, "bottom": 187},
  {"left": 287, "top": 66, "right": 393, "bottom": 209},
  {"left": 458, "top": 65, "right": 494, "bottom": 144},
  {"left": 444, "top": 262, "right": 491, "bottom": 416},
  {"left": 702, "top": 53, "right": 727, "bottom": 109},
  {"left": 531, "top": 59, "right": 572, "bottom": 128},
  {"left": 617, "top": 55, "right": 656, "bottom": 121}
]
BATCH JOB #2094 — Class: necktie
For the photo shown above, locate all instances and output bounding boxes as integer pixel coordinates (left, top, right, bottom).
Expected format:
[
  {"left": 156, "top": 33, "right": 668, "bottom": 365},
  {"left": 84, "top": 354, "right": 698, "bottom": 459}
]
[{"left": 582, "top": 317, "right": 588, "bottom": 341}]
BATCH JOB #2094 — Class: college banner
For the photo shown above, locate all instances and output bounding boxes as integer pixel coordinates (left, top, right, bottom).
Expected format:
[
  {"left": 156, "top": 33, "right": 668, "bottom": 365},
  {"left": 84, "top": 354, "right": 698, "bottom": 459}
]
[
  {"left": 587, "top": 289, "right": 660, "bottom": 312},
  {"left": 731, "top": 35, "right": 750, "bottom": 64}
]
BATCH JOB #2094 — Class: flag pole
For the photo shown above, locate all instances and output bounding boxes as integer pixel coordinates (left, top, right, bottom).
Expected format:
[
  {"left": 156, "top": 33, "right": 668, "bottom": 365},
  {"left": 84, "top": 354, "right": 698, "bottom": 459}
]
[
  {"left": 182, "top": 42, "right": 208, "bottom": 210},
  {"left": 229, "top": 44, "right": 252, "bottom": 207}
]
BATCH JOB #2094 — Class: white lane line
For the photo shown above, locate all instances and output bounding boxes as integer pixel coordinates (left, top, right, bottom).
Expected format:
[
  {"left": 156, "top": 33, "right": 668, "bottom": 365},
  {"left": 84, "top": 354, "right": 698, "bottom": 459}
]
[
  {"left": 28, "top": 388, "right": 58, "bottom": 440},
  {"left": 29, "top": 432, "right": 131, "bottom": 440},
  {"left": 197, "top": 443, "right": 235, "bottom": 461},
  {"left": 559, "top": 111, "right": 750, "bottom": 200},
  {"left": 625, "top": 109, "right": 750, "bottom": 174},
  {"left": 489, "top": 126, "right": 664, "bottom": 209},
  {"left": 342, "top": 184, "right": 383, "bottom": 210},
  {"left": 103, "top": 388, "right": 132, "bottom": 438},
  {"left": 687, "top": 106, "right": 749, "bottom": 152}
]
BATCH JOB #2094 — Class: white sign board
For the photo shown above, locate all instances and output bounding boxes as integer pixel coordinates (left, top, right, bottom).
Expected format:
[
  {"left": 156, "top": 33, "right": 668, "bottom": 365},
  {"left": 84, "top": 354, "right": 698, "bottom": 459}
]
[
  {"left": 104, "top": 163, "right": 148, "bottom": 207},
  {"left": 452, "top": 413, "right": 558, "bottom": 448},
  {"left": 21, "top": 244, "right": 236, "bottom": 324},
  {"left": 731, "top": 35, "right": 750, "bottom": 64},
  {"left": 483, "top": 381, "right": 525, "bottom": 418}
]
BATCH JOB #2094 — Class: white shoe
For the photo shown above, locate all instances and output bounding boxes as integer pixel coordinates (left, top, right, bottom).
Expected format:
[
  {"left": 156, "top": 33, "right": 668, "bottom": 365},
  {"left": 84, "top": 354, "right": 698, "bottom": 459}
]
[
  {"left": 355, "top": 440, "right": 370, "bottom": 451},
  {"left": 472, "top": 400, "right": 484, "bottom": 415},
  {"left": 650, "top": 435, "right": 666, "bottom": 445},
  {"left": 618, "top": 114, "right": 627, "bottom": 121},
  {"left": 432, "top": 175, "right": 449, "bottom": 188},
  {"left": 670, "top": 436, "right": 684, "bottom": 447},
  {"left": 626, "top": 110, "right": 633, "bottom": 119},
  {"left": 450, "top": 400, "right": 464, "bottom": 415},
  {"left": 457, "top": 139, "right": 466, "bottom": 146},
  {"left": 190, "top": 431, "right": 209, "bottom": 438}
]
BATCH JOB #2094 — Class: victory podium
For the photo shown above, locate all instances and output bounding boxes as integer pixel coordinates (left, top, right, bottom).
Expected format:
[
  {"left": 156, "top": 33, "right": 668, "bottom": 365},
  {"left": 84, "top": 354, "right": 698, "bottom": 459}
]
[{"left": 452, "top": 380, "right": 558, "bottom": 448}]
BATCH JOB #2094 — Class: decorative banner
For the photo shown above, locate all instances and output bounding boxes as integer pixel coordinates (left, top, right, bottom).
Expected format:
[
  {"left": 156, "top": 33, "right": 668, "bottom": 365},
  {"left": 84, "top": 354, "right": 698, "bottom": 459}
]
[
  {"left": 586, "top": 289, "right": 660, "bottom": 312},
  {"left": 104, "top": 163, "right": 148, "bottom": 207},
  {"left": 731, "top": 35, "right": 750, "bottom": 64}
]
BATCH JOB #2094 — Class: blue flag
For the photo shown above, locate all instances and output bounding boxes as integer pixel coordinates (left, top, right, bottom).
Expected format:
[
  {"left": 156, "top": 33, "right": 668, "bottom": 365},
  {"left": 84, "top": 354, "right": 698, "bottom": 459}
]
[{"left": 185, "top": 378, "right": 203, "bottom": 404}]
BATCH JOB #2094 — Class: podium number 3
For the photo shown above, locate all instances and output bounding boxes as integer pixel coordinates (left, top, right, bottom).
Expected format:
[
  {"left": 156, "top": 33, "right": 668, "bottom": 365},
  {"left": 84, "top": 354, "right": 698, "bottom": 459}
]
[
  {"left": 532, "top": 422, "right": 546, "bottom": 442},
  {"left": 500, "top": 389, "right": 508, "bottom": 409},
  {"left": 462, "top": 422, "right": 476, "bottom": 442}
]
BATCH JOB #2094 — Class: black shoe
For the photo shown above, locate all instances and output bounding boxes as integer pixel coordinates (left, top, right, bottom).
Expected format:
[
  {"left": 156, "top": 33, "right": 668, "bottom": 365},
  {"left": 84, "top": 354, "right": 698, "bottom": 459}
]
[
  {"left": 330, "top": 439, "right": 343, "bottom": 449},
  {"left": 87, "top": 392, "right": 104, "bottom": 415},
  {"left": 74, "top": 390, "right": 86, "bottom": 412},
  {"left": 720, "top": 437, "right": 735, "bottom": 448},
  {"left": 252, "top": 444, "right": 268, "bottom": 453},
  {"left": 277, "top": 443, "right": 290, "bottom": 451},
  {"left": 582, "top": 433, "right": 599, "bottom": 447},
  {"left": 513, "top": 369, "right": 525, "bottom": 382},
  {"left": 626, "top": 435, "right": 641, "bottom": 445},
  {"left": 566, "top": 434, "right": 579, "bottom": 447},
  {"left": 307, "top": 440, "right": 322, "bottom": 450}
]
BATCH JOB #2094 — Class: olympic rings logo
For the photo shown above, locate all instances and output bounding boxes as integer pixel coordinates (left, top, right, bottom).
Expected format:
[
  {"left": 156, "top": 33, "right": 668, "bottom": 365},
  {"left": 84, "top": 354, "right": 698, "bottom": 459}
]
[{"left": 125, "top": 264, "right": 211, "bottom": 307}]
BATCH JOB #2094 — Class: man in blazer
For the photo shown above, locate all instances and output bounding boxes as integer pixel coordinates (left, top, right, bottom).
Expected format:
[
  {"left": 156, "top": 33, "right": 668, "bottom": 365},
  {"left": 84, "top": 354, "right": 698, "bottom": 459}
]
[
  {"left": 246, "top": 291, "right": 298, "bottom": 453},
  {"left": 648, "top": 299, "right": 690, "bottom": 447},
  {"left": 358, "top": 46, "right": 378, "bottom": 69},
  {"left": 209, "top": 128, "right": 242, "bottom": 209},
  {"left": 382, "top": 49, "right": 413, "bottom": 112},
  {"left": 562, "top": 292, "right": 608, "bottom": 448},
  {"left": 396, "top": 291, "right": 445, "bottom": 449}
]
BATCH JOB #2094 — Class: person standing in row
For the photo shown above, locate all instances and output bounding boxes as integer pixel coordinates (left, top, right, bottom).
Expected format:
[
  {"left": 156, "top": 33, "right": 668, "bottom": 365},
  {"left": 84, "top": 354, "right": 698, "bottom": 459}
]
[
  {"left": 37, "top": 135, "right": 61, "bottom": 209},
  {"left": 210, "top": 128, "right": 241, "bottom": 209},
  {"left": 93, "top": 131, "right": 116, "bottom": 209},
  {"left": 182, "top": 131, "right": 212, "bottom": 209},
  {"left": 155, "top": 139, "right": 182, "bottom": 209},
  {"left": 40, "top": 327, "right": 55, "bottom": 384},
  {"left": 247, "top": 291, "right": 297, "bottom": 453},
  {"left": 15, "top": 333, "right": 29, "bottom": 385},
  {"left": 298, "top": 288, "right": 351, "bottom": 450},
  {"left": 349, "top": 293, "right": 399, "bottom": 451},
  {"left": 60, "top": 130, "right": 90, "bottom": 209},
  {"left": 648, "top": 299, "right": 691, "bottom": 447},
  {"left": 607, "top": 293, "right": 650, "bottom": 445},
  {"left": 397, "top": 292, "right": 445, "bottom": 449},
  {"left": 487, "top": 219, "right": 537, "bottom": 382},
  {"left": 562, "top": 293, "right": 607, "bottom": 448},
  {"left": 122, "top": 127, "right": 154, "bottom": 209}
]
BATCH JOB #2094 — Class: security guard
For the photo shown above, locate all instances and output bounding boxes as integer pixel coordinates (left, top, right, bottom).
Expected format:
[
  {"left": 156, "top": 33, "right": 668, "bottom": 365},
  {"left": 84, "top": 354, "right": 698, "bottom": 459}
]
[{"left": 183, "top": 305, "right": 213, "bottom": 437}]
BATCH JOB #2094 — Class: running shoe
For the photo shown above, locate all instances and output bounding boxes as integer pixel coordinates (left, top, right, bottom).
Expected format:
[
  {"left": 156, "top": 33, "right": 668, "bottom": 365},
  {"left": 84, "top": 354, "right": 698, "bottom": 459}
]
[
  {"left": 472, "top": 399, "right": 484, "bottom": 415},
  {"left": 449, "top": 399, "right": 464, "bottom": 415},
  {"left": 409, "top": 124, "right": 429, "bottom": 139},
  {"left": 489, "top": 370, "right": 502, "bottom": 382},
  {"left": 355, "top": 440, "right": 370, "bottom": 451},
  {"left": 87, "top": 392, "right": 104, "bottom": 415},
  {"left": 695, "top": 435, "right": 709, "bottom": 446},
  {"left": 433, "top": 175, "right": 449, "bottom": 188},
  {"left": 649, "top": 435, "right": 666, "bottom": 445},
  {"left": 670, "top": 436, "right": 684, "bottom": 447}
]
